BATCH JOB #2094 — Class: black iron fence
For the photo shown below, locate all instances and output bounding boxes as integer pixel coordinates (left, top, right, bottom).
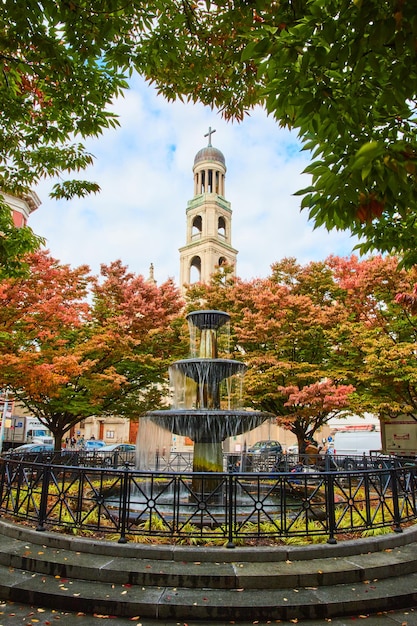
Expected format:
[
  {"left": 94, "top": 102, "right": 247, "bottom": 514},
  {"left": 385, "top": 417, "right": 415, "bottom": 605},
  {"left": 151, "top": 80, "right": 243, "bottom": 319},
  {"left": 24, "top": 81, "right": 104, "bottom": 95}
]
[
  {"left": 3, "top": 447, "right": 401, "bottom": 473},
  {"left": 0, "top": 454, "right": 416, "bottom": 546}
]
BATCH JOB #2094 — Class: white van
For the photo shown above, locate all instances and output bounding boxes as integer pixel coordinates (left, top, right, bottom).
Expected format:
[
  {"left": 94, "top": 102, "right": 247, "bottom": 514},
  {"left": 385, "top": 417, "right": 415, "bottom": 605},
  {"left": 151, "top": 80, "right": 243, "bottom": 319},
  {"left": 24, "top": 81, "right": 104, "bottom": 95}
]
[{"left": 333, "top": 429, "right": 382, "bottom": 469}]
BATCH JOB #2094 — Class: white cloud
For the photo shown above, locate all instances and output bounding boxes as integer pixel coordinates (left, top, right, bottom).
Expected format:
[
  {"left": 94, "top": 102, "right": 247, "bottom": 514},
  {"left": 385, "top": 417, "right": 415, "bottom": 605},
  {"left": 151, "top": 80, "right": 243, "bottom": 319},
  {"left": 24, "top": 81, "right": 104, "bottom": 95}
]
[{"left": 31, "top": 74, "right": 357, "bottom": 284}]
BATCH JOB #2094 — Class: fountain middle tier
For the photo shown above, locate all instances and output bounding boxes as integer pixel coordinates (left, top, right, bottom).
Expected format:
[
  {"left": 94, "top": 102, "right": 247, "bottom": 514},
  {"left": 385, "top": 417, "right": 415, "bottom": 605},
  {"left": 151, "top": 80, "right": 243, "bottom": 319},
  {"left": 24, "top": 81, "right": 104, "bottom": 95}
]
[
  {"left": 169, "top": 357, "right": 247, "bottom": 411},
  {"left": 150, "top": 409, "right": 270, "bottom": 443},
  {"left": 170, "top": 358, "right": 246, "bottom": 385}
]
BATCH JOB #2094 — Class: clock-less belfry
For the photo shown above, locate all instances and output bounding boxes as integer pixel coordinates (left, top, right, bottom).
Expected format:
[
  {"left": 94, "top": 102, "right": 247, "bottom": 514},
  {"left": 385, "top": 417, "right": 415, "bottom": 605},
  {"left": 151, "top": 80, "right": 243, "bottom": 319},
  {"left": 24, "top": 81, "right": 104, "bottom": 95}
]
[{"left": 179, "top": 129, "right": 238, "bottom": 292}]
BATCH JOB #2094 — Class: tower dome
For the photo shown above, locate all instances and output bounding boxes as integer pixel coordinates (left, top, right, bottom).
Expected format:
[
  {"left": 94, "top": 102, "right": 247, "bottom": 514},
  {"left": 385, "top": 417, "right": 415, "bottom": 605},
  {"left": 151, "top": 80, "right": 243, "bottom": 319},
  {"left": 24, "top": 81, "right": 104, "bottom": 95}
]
[
  {"left": 193, "top": 126, "right": 225, "bottom": 167},
  {"left": 194, "top": 145, "right": 225, "bottom": 167}
]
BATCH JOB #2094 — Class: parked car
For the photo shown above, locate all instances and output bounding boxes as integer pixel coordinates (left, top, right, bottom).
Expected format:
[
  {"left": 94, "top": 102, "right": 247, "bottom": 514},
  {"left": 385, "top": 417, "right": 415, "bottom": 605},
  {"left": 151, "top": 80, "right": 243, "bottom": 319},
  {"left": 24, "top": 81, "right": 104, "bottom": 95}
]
[
  {"left": 3, "top": 443, "right": 54, "bottom": 461},
  {"left": 248, "top": 440, "right": 283, "bottom": 455},
  {"left": 77, "top": 439, "right": 107, "bottom": 464},
  {"left": 99, "top": 443, "right": 136, "bottom": 467},
  {"left": 3, "top": 443, "right": 55, "bottom": 458},
  {"left": 83, "top": 439, "right": 106, "bottom": 451},
  {"left": 246, "top": 440, "right": 283, "bottom": 471}
]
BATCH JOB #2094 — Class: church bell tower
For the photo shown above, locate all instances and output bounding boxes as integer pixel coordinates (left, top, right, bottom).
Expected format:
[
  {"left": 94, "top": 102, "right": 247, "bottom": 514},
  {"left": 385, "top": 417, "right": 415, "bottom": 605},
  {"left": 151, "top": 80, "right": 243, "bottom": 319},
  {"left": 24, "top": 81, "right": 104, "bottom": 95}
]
[{"left": 179, "top": 128, "right": 238, "bottom": 291}]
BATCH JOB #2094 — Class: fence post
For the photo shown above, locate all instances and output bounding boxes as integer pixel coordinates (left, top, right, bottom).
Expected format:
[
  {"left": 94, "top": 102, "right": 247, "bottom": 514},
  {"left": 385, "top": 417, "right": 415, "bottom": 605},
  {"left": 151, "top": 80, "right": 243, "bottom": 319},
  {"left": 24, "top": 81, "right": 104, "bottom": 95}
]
[
  {"left": 364, "top": 469, "right": 372, "bottom": 528},
  {"left": 390, "top": 466, "right": 403, "bottom": 533},
  {"left": 75, "top": 467, "right": 84, "bottom": 524},
  {"left": 326, "top": 471, "right": 337, "bottom": 544},
  {"left": 226, "top": 470, "right": 235, "bottom": 548},
  {"left": 36, "top": 460, "right": 51, "bottom": 532},
  {"left": 0, "top": 457, "right": 5, "bottom": 497},
  {"left": 118, "top": 466, "right": 130, "bottom": 543}
]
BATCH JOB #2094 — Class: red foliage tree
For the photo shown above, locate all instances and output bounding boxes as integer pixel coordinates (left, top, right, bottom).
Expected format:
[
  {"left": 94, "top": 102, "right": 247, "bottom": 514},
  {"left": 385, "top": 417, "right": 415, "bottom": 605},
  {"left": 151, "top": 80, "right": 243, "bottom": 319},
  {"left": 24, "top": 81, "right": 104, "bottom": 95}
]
[{"left": 278, "top": 380, "right": 355, "bottom": 452}]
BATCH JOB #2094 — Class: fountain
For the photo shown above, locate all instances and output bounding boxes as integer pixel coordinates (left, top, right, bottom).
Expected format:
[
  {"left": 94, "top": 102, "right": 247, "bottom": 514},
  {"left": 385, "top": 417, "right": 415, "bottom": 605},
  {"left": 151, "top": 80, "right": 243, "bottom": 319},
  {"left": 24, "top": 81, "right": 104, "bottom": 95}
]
[{"left": 142, "top": 310, "right": 272, "bottom": 482}]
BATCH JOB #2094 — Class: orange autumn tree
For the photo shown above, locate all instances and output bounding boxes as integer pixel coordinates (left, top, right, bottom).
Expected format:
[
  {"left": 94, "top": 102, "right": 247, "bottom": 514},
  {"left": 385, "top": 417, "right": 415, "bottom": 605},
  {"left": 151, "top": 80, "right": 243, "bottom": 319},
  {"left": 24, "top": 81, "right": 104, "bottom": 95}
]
[
  {"left": 327, "top": 255, "right": 417, "bottom": 422},
  {"left": 90, "top": 259, "right": 186, "bottom": 419},
  {"left": 238, "top": 255, "right": 417, "bottom": 442},
  {"left": 0, "top": 252, "right": 184, "bottom": 449}
]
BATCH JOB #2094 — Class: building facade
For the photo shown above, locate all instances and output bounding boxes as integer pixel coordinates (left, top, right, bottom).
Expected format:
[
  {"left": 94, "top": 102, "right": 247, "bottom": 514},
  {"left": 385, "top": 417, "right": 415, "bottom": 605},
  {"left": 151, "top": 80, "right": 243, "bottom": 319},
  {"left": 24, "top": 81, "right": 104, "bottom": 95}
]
[
  {"left": 0, "top": 191, "right": 41, "bottom": 431},
  {"left": 2, "top": 190, "right": 41, "bottom": 227}
]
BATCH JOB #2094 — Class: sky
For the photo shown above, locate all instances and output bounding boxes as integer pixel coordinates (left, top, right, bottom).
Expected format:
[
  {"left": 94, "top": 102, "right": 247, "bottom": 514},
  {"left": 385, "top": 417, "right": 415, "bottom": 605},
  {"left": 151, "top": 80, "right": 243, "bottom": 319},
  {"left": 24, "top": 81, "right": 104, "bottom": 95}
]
[{"left": 30, "top": 73, "right": 358, "bottom": 286}]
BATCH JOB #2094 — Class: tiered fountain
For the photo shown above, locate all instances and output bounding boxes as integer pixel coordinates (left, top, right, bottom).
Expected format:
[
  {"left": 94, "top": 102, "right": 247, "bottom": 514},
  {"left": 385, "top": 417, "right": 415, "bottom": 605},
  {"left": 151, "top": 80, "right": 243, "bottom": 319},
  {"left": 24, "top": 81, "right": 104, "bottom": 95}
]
[{"left": 146, "top": 310, "right": 271, "bottom": 480}]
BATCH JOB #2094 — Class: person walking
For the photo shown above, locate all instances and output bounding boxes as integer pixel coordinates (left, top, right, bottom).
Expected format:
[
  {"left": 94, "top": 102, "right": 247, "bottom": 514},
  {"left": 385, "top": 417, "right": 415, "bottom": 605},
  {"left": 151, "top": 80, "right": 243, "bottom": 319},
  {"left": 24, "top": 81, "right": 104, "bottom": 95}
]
[{"left": 303, "top": 437, "right": 320, "bottom": 466}]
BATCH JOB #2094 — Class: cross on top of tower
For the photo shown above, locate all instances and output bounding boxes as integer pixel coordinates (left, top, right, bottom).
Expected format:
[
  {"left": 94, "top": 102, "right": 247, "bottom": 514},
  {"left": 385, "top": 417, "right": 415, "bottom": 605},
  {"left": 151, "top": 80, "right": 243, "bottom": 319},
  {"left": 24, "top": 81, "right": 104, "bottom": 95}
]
[{"left": 204, "top": 127, "right": 216, "bottom": 147}]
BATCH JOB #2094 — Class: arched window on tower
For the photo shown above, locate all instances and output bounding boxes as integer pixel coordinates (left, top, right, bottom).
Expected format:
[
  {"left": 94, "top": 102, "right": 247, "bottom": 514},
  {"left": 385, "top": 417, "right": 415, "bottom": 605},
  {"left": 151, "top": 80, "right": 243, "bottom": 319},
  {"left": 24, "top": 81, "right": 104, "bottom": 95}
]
[
  {"left": 191, "top": 215, "right": 202, "bottom": 240},
  {"left": 218, "top": 216, "right": 226, "bottom": 239},
  {"left": 190, "top": 255, "right": 201, "bottom": 284}
]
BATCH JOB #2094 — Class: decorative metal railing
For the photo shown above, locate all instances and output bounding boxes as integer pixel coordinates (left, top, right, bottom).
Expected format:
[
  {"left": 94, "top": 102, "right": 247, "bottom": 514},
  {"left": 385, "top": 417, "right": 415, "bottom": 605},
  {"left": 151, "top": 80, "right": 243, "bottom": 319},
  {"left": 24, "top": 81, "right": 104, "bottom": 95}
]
[{"left": 0, "top": 456, "right": 416, "bottom": 546}]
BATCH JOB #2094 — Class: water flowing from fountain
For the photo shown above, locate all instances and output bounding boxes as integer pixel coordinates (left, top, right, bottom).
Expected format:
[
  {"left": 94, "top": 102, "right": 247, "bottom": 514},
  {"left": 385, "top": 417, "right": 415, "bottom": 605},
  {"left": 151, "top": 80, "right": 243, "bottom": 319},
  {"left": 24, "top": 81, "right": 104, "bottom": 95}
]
[{"left": 138, "top": 310, "right": 272, "bottom": 483}]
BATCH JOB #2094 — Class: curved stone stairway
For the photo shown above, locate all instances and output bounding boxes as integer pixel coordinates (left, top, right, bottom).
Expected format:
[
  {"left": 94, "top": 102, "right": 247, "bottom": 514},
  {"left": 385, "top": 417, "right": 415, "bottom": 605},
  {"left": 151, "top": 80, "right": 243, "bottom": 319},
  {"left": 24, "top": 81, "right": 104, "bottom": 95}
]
[{"left": 0, "top": 519, "right": 417, "bottom": 621}]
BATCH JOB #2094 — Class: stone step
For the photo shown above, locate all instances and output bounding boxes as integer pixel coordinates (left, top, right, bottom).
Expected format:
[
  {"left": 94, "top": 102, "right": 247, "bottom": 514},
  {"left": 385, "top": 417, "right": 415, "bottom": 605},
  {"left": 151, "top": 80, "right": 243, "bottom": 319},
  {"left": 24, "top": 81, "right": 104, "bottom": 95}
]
[
  {"left": 1, "top": 531, "right": 417, "bottom": 590},
  {"left": 1, "top": 519, "right": 417, "bottom": 620},
  {"left": 1, "top": 563, "right": 417, "bottom": 621},
  {"left": 3, "top": 518, "right": 416, "bottom": 563}
]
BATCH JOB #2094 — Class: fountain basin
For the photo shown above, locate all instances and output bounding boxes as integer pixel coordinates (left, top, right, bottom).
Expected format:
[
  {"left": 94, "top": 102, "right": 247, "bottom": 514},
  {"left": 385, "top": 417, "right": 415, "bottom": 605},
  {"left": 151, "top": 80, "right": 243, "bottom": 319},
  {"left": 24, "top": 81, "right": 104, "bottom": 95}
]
[{"left": 150, "top": 409, "right": 270, "bottom": 443}]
